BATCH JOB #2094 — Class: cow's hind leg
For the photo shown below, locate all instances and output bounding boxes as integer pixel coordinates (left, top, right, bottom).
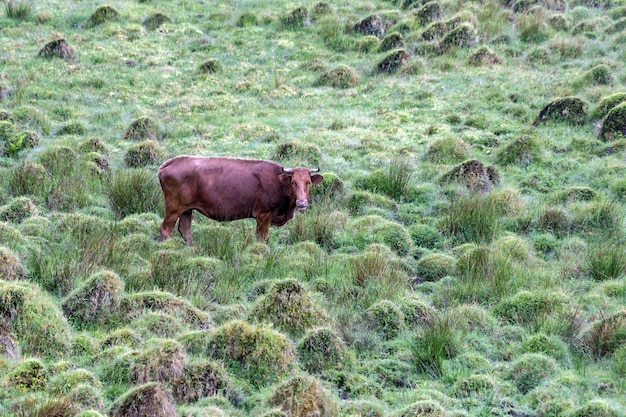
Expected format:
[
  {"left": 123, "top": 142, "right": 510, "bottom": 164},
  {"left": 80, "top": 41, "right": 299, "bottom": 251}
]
[
  {"left": 178, "top": 209, "right": 194, "bottom": 244},
  {"left": 159, "top": 209, "right": 180, "bottom": 241}
]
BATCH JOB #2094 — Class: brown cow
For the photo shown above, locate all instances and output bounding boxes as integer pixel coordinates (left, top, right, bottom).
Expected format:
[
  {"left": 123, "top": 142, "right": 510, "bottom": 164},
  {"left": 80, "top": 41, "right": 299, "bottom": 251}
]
[{"left": 157, "top": 156, "right": 323, "bottom": 243}]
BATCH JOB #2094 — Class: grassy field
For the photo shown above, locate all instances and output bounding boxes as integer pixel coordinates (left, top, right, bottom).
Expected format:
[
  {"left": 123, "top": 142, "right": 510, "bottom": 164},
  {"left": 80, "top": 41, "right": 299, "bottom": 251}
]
[{"left": 2, "top": 0, "right": 626, "bottom": 416}]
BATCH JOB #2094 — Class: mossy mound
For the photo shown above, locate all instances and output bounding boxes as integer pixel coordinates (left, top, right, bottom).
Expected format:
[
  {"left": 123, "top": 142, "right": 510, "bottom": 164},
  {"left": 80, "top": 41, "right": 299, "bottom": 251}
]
[
  {"left": 310, "top": 172, "right": 343, "bottom": 201},
  {"left": 495, "top": 134, "right": 542, "bottom": 166},
  {"left": 124, "top": 139, "right": 164, "bottom": 167},
  {"left": 578, "top": 64, "right": 614, "bottom": 87},
  {"left": 268, "top": 375, "right": 339, "bottom": 417},
  {"left": 281, "top": 6, "right": 309, "bottom": 28},
  {"left": 439, "top": 159, "right": 499, "bottom": 192},
  {"left": 424, "top": 136, "right": 469, "bottom": 164},
  {"left": 249, "top": 279, "right": 327, "bottom": 338},
  {"left": 379, "top": 32, "right": 404, "bottom": 52},
  {"left": 57, "top": 120, "right": 86, "bottom": 136},
  {"left": 297, "top": 327, "right": 353, "bottom": 374},
  {"left": 2, "top": 129, "right": 40, "bottom": 157},
  {"left": 4, "top": 358, "right": 48, "bottom": 391},
  {"left": 122, "top": 116, "right": 158, "bottom": 141},
  {"left": 47, "top": 368, "right": 100, "bottom": 396},
  {"left": 199, "top": 59, "right": 221, "bottom": 74},
  {"left": 130, "top": 311, "right": 186, "bottom": 339},
  {"left": 0, "top": 196, "right": 39, "bottom": 223},
  {"left": 377, "top": 49, "right": 410, "bottom": 74},
  {"left": 110, "top": 382, "right": 177, "bottom": 417},
  {"left": 346, "top": 190, "right": 397, "bottom": 215},
  {"left": 590, "top": 92, "right": 626, "bottom": 121},
  {"left": 494, "top": 290, "right": 568, "bottom": 325},
  {"left": 532, "top": 96, "right": 587, "bottom": 126},
  {"left": 421, "top": 21, "right": 448, "bottom": 40},
  {"left": 317, "top": 65, "right": 359, "bottom": 89},
  {"left": 569, "top": 399, "right": 624, "bottom": 417},
  {"left": 205, "top": 320, "right": 297, "bottom": 388},
  {"left": 506, "top": 353, "right": 558, "bottom": 394},
  {"left": 0, "top": 246, "right": 26, "bottom": 280},
  {"left": 599, "top": 102, "right": 626, "bottom": 141},
  {"left": 120, "top": 291, "right": 213, "bottom": 330},
  {"left": 85, "top": 5, "right": 119, "bottom": 28},
  {"left": 467, "top": 46, "right": 503, "bottom": 66},
  {"left": 521, "top": 332, "right": 570, "bottom": 362},
  {"left": 439, "top": 23, "right": 476, "bottom": 52},
  {"left": 409, "top": 223, "right": 445, "bottom": 249},
  {"left": 341, "top": 400, "right": 385, "bottom": 417},
  {"left": 171, "top": 360, "right": 230, "bottom": 404},
  {"left": 415, "top": 252, "right": 457, "bottom": 282},
  {"left": 397, "top": 296, "right": 438, "bottom": 327},
  {"left": 353, "top": 14, "right": 385, "bottom": 37},
  {"left": 0, "top": 280, "right": 73, "bottom": 357},
  {"left": 414, "top": 1, "right": 442, "bottom": 25},
  {"left": 131, "top": 338, "right": 188, "bottom": 384},
  {"left": 37, "top": 39, "right": 76, "bottom": 60},
  {"left": 344, "top": 215, "right": 413, "bottom": 255},
  {"left": 366, "top": 300, "right": 405, "bottom": 340},
  {"left": 62, "top": 270, "right": 124, "bottom": 326},
  {"left": 273, "top": 141, "right": 321, "bottom": 166},
  {"left": 143, "top": 13, "right": 172, "bottom": 30},
  {"left": 395, "top": 400, "right": 446, "bottom": 417}
]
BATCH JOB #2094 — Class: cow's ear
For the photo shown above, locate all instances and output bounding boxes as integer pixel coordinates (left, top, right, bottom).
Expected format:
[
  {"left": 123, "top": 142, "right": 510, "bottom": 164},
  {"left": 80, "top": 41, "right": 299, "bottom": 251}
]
[
  {"left": 311, "top": 174, "right": 324, "bottom": 184},
  {"left": 278, "top": 173, "right": 292, "bottom": 184}
]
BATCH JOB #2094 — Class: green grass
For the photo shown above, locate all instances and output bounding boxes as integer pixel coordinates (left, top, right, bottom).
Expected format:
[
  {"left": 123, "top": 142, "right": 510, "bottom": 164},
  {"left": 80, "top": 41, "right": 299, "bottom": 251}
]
[{"left": 1, "top": 0, "right": 626, "bottom": 415}]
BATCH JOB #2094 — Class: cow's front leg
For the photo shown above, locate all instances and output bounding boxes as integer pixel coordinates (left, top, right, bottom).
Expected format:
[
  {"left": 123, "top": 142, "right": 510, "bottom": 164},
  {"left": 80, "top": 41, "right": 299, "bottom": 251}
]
[{"left": 255, "top": 215, "right": 271, "bottom": 241}]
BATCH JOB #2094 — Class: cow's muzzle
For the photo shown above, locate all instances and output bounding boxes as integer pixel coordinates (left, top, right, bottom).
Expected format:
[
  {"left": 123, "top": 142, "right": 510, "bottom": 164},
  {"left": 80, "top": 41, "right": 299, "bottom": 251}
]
[{"left": 296, "top": 200, "right": 308, "bottom": 210}]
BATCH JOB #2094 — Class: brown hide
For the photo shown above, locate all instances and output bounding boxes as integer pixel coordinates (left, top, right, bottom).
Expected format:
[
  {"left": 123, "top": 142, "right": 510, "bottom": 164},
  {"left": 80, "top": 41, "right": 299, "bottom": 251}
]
[{"left": 158, "top": 156, "right": 323, "bottom": 242}]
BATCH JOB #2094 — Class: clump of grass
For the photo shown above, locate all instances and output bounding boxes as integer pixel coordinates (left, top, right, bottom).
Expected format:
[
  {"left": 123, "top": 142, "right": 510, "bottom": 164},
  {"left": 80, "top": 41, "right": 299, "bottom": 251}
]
[
  {"left": 143, "top": 13, "right": 171, "bottom": 30},
  {"left": 537, "top": 205, "right": 571, "bottom": 236},
  {"left": 0, "top": 196, "right": 39, "bottom": 223},
  {"left": 440, "top": 159, "right": 499, "bottom": 192},
  {"left": 124, "top": 140, "right": 164, "bottom": 168},
  {"left": 353, "top": 14, "right": 385, "bottom": 37},
  {"left": 131, "top": 339, "right": 187, "bottom": 384},
  {"left": 121, "top": 291, "right": 212, "bottom": 330},
  {"left": 0, "top": 280, "right": 73, "bottom": 357},
  {"left": 518, "top": 7, "right": 550, "bottom": 43},
  {"left": 85, "top": 5, "right": 119, "bottom": 28},
  {"left": 273, "top": 141, "right": 321, "bottom": 166},
  {"left": 599, "top": 102, "right": 626, "bottom": 141},
  {"left": 572, "top": 199, "right": 624, "bottom": 237},
  {"left": 267, "top": 375, "right": 339, "bottom": 417},
  {"left": 440, "top": 193, "right": 499, "bottom": 244},
  {"left": 317, "top": 65, "right": 359, "bottom": 88},
  {"left": 249, "top": 279, "right": 327, "bottom": 338},
  {"left": 377, "top": 49, "right": 410, "bottom": 74},
  {"left": 281, "top": 6, "right": 309, "bottom": 28},
  {"left": 532, "top": 96, "right": 587, "bottom": 126},
  {"left": 408, "top": 315, "right": 460, "bottom": 378},
  {"left": 4, "top": 358, "right": 48, "bottom": 391},
  {"left": 379, "top": 32, "right": 404, "bottom": 52},
  {"left": 47, "top": 368, "right": 100, "bottom": 396},
  {"left": 122, "top": 116, "right": 158, "bottom": 141},
  {"left": 171, "top": 360, "right": 231, "bottom": 404},
  {"left": 205, "top": 320, "right": 297, "bottom": 388},
  {"left": 356, "top": 155, "right": 414, "bottom": 200},
  {"left": 579, "top": 310, "right": 626, "bottom": 359},
  {"left": 590, "top": 92, "right": 626, "bottom": 121},
  {"left": 0, "top": 246, "right": 26, "bottom": 280},
  {"left": 366, "top": 300, "right": 404, "bottom": 340},
  {"left": 424, "top": 136, "right": 469, "bottom": 164},
  {"left": 467, "top": 46, "right": 503, "bottom": 66},
  {"left": 521, "top": 332, "right": 570, "bottom": 363},
  {"left": 297, "top": 327, "right": 354, "bottom": 374},
  {"left": 568, "top": 399, "right": 625, "bottom": 417},
  {"left": 5, "top": 0, "right": 32, "bottom": 20},
  {"left": 439, "top": 23, "right": 476, "bottom": 52},
  {"left": 585, "top": 241, "right": 626, "bottom": 281},
  {"left": 56, "top": 120, "right": 86, "bottom": 136},
  {"left": 61, "top": 270, "right": 124, "bottom": 326},
  {"left": 414, "top": 1, "right": 441, "bottom": 25},
  {"left": 493, "top": 289, "right": 568, "bottom": 326},
  {"left": 344, "top": 216, "right": 413, "bottom": 255},
  {"left": 199, "top": 58, "right": 221, "bottom": 74},
  {"left": 415, "top": 252, "right": 457, "bottom": 282},
  {"left": 106, "top": 168, "right": 163, "bottom": 220},
  {"left": 109, "top": 382, "right": 177, "bottom": 417},
  {"left": 506, "top": 353, "right": 558, "bottom": 394},
  {"left": 495, "top": 134, "right": 542, "bottom": 166}
]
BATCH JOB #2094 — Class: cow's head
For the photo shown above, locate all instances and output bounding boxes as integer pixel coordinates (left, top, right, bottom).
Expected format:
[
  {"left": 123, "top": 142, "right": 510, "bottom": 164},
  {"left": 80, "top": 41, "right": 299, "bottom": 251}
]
[{"left": 279, "top": 167, "right": 324, "bottom": 210}]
